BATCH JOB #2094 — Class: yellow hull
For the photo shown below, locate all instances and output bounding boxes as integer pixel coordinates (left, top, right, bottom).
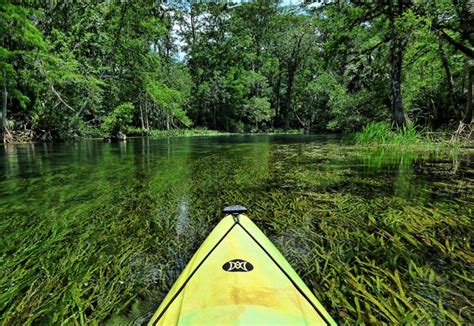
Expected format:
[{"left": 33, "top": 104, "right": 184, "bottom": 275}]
[{"left": 149, "top": 213, "right": 336, "bottom": 325}]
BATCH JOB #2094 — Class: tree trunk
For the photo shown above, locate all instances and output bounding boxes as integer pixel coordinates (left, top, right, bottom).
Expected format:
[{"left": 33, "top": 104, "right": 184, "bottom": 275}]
[
  {"left": 451, "top": 60, "right": 474, "bottom": 141},
  {"left": 139, "top": 104, "right": 145, "bottom": 130},
  {"left": 68, "top": 100, "right": 88, "bottom": 130},
  {"left": 190, "top": 6, "right": 197, "bottom": 45},
  {"left": 390, "top": 39, "right": 407, "bottom": 126},
  {"left": 110, "top": 5, "right": 128, "bottom": 76},
  {"left": 462, "top": 60, "right": 474, "bottom": 125},
  {"left": 144, "top": 103, "right": 149, "bottom": 130},
  {"left": 438, "top": 42, "right": 461, "bottom": 120},
  {"left": 213, "top": 105, "right": 217, "bottom": 130},
  {"left": 282, "top": 34, "right": 304, "bottom": 130},
  {"left": 2, "top": 76, "right": 7, "bottom": 133},
  {"left": 2, "top": 69, "right": 10, "bottom": 143},
  {"left": 283, "top": 70, "right": 295, "bottom": 130},
  {"left": 272, "top": 70, "right": 282, "bottom": 125},
  {"left": 389, "top": 0, "right": 408, "bottom": 127}
]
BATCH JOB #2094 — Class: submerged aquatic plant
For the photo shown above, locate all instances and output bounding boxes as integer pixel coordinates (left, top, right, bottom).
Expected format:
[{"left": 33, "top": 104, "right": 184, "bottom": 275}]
[{"left": 0, "top": 137, "right": 472, "bottom": 324}]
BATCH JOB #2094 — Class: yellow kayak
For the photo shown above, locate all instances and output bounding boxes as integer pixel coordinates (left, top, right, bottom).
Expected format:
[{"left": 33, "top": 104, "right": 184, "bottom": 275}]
[{"left": 149, "top": 206, "right": 336, "bottom": 325}]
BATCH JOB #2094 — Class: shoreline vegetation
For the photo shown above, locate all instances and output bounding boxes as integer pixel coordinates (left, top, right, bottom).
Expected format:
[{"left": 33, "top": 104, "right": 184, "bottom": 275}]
[
  {"left": 1, "top": 128, "right": 308, "bottom": 144},
  {"left": 3, "top": 124, "right": 471, "bottom": 155},
  {"left": 131, "top": 127, "right": 304, "bottom": 139},
  {"left": 1, "top": 2, "right": 473, "bottom": 144}
]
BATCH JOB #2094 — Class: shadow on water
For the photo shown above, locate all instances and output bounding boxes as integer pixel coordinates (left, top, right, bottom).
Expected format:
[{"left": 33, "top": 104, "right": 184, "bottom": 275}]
[{"left": 0, "top": 135, "right": 473, "bottom": 324}]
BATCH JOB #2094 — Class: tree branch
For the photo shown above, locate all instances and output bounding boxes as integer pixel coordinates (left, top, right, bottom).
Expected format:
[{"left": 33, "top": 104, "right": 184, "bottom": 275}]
[
  {"left": 68, "top": 100, "right": 89, "bottom": 129},
  {"left": 50, "top": 85, "right": 76, "bottom": 113},
  {"left": 346, "top": 36, "right": 390, "bottom": 64},
  {"left": 432, "top": 24, "right": 474, "bottom": 58},
  {"left": 349, "top": 8, "right": 384, "bottom": 30}
]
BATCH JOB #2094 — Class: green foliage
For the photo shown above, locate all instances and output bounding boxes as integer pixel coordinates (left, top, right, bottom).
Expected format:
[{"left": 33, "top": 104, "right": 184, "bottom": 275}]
[
  {"left": 1, "top": 1, "right": 472, "bottom": 139},
  {"left": 147, "top": 128, "right": 227, "bottom": 138},
  {"left": 146, "top": 80, "right": 192, "bottom": 128},
  {"left": 101, "top": 103, "right": 134, "bottom": 135},
  {"left": 244, "top": 96, "right": 273, "bottom": 131},
  {"left": 0, "top": 2, "right": 194, "bottom": 141},
  {"left": 0, "top": 4, "right": 45, "bottom": 111}
]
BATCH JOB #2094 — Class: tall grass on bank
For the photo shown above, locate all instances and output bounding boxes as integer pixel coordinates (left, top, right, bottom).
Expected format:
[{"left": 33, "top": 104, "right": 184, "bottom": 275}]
[{"left": 355, "top": 122, "right": 422, "bottom": 146}]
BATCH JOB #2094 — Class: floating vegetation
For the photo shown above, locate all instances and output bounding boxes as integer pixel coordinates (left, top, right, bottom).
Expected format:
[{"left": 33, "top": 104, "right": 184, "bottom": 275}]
[{"left": 0, "top": 135, "right": 473, "bottom": 324}]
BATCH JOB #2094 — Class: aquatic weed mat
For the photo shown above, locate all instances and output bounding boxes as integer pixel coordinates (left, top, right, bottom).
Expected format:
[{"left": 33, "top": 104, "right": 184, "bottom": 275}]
[{"left": 1, "top": 141, "right": 473, "bottom": 324}]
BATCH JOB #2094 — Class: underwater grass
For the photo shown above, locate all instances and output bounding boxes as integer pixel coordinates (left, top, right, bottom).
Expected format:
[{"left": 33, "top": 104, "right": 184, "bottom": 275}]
[
  {"left": 0, "top": 138, "right": 473, "bottom": 324},
  {"left": 265, "top": 193, "right": 473, "bottom": 325}
]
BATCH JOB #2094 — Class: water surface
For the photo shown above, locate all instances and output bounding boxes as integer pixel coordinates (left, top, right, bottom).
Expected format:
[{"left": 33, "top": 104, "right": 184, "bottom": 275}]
[{"left": 1, "top": 135, "right": 473, "bottom": 324}]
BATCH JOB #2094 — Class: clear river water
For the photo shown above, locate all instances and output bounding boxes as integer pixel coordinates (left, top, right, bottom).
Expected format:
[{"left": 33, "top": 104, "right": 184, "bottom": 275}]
[{"left": 1, "top": 135, "right": 473, "bottom": 324}]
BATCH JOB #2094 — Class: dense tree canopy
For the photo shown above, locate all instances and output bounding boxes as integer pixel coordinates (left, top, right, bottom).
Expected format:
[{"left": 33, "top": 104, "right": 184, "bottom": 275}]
[{"left": 1, "top": 1, "right": 473, "bottom": 142}]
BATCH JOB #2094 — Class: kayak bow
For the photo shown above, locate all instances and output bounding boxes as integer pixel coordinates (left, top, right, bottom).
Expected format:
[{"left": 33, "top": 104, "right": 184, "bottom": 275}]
[{"left": 149, "top": 206, "right": 336, "bottom": 325}]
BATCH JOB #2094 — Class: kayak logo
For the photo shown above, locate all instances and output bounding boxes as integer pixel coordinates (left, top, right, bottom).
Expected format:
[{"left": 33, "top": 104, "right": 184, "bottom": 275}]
[{"left": 222, "top": 259, "right": 254, "bottom": 272}]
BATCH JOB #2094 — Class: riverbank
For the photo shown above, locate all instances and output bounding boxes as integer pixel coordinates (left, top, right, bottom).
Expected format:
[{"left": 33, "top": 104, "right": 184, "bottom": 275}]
[
  {"left": 1, "top": 128, "right": 309, "bottom": 144},
  {"left": 4, "top": 125, "right": 472, "bottom": 147},
  {"left": 128, "top": 127, "right": 306, "bottom": 138},
  {"left": 126, "top": 128, "right": 229, "bottom": 138}
]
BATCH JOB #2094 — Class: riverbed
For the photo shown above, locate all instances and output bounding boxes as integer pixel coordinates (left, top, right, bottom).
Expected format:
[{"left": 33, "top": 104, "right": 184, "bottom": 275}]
[{"left": 1, "top": 135, "right": 473, "bottom": 324}]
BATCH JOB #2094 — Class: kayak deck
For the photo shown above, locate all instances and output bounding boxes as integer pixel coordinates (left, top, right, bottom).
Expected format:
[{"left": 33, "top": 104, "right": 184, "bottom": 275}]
[{"left": 149, "top": 214, "right": 336, "bottom": 325}]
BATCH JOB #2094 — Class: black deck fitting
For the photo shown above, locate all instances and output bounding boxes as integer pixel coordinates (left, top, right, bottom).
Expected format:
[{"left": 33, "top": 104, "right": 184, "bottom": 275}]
[{"left": 223, "top": 205, "right": 247, "bottom": 215}]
